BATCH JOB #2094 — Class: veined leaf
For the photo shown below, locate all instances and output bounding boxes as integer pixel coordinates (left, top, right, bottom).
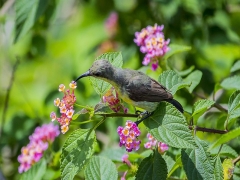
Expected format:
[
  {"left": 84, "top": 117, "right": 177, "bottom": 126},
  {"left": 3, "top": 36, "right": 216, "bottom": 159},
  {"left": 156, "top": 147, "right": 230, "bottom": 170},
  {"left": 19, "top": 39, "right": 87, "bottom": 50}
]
[
  {"left": 60, "top": 129, "right": 96, "bottom": 180},
  {"left": 89, "top": 52, "right": 123, "bottom": 96},
  {"left": 84, "top": 156, "right": 118, "bottom": 180},
  {"left": 230, "top": 60, "right": 240, "bottom": 73},
  {"left": 20, "top": 159, "right": 47, "bottom": 180},
  {"left": 221, "top": 75, "right": 240, "bottom": 90},
  {"left": 184, "top": 70, "right": 202, "bottom": 93},
  {"left": 181, "top": 138, "right": 215, "bottom": 180},
  {"left": 192, "top": 99, "right": 215, "bottom": 124},
  {"left": 99, "top": 148, "right": 127, "bottom": 162},
  {"left": 209, "top": 127, "right": 240, "bottom": 150},
  {"left": 135, "top": 151, "right": 167, "bottom": 180},
  {"left": 211, "top": 144, "right": 238, "bottom": 158},
  {"left": 214, "top": 156, "right": 224, "bottom": 180},
  {"left": 158, "top": 70, "right": 190, "bottom": 95},
  {"left": 162, "top": 44, "right": 191, "bottom": 61},
  {"left": 144, "top": 102, "right": 196, "bottom": 149}
]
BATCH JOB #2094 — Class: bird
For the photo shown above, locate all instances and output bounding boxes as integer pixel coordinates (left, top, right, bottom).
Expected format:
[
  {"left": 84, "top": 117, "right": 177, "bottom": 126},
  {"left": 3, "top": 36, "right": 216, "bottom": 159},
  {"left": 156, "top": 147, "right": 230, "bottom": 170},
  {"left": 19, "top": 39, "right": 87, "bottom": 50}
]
[{"left": 75, "top": 59, "right": 183, "bottom": 115}]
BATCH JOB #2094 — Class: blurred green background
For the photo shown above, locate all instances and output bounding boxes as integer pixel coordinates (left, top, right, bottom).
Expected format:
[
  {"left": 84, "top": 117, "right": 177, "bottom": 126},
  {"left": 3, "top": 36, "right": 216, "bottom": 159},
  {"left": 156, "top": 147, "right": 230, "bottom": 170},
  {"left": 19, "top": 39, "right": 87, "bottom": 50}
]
[{"left": 0, "top": 0, "right": 240, "bottom": 179}]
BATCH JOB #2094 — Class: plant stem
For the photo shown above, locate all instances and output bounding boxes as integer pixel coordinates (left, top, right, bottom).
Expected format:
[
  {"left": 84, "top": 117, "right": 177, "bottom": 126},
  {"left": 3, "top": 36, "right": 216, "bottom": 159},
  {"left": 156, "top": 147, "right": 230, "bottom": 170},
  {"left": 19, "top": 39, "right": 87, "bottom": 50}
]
[
  {"left": 233, "top": 155, "right": 240, "bottom": 165},
  {"left": 189, "top": 126, "right": 228, "bottom": 134},
  {"left": 97, "top": 113, "right": 138, "bottom": 118}
]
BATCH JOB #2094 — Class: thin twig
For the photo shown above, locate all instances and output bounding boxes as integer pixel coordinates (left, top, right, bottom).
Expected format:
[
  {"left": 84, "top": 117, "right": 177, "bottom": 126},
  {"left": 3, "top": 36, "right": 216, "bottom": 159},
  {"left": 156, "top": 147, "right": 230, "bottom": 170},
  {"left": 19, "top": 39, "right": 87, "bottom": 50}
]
[
  {"left": 97, "top": 113, "right": 138, "bottom": 118},
  {"left": 1, "top": 57, "right": 20, "bottom": 137},
  {"left": 189, "top": 126, "right": 228, "bottom": 134},
  {"left": 233, "top": 155, "right": 240, "bottom": 165}
]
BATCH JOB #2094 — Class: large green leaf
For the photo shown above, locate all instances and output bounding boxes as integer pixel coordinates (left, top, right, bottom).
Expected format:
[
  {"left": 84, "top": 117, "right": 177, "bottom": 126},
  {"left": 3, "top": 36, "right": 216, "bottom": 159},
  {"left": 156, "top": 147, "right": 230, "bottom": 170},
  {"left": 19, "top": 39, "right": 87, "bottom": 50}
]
[
  {"left": 89, "top": 52, "right": 123, "bottom": 96},
  {"left": 181, "top": 138, "right": 215, "bottom": 180},
  {"left": 20, "top": 159, "right": 47, "bottom": 180},
  {"left": 60, "top": 129, "right": 96, "bottom": 180},
  {"left": 99, "top": 148, "right": 126, "bottom": 162},
  {"left": 144, "top": 102, "right": 196, "bottom": 149},
  {"left": 84, "top": 156, "right": 118, "bottom": 180},
  {"left": 192, "top": 99, "right": 215, "bottom": 124},
  {"left": 209, "top": 127, "right": 240, "bottom": 150},
  {"left": 15, "top": 0, "right": 48, "bottom": 42},
  {"left": 158, "top": 70, "right": 190, "bottom": 95},
  {"left": 162, "top": 44, "right": 191, "bottom": 61},
  {"left": 184, "top": 70, "right": 202, "bottom": 93},
  {"left": 135, "top": 151, "right": 167, "bottom": 180},
  {"left": 214, "top": 156, "right": 224, "bottom": 180},
  {"left": 221, "top": 75, "right": 240, "bottom": 90},
  {"left": 210, "top": 144, "right": 238, "bottom": 158},
  {"left": 230, "top": 60, "right": 240, "bottom": 73}
]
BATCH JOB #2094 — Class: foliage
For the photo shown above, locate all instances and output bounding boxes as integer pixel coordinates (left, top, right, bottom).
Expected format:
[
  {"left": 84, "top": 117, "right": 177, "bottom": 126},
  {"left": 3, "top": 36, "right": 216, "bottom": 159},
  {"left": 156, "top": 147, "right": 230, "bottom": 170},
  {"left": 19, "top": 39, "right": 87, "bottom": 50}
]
[{"left": 1, "top": 0, "right": 240, "bottom": 180}]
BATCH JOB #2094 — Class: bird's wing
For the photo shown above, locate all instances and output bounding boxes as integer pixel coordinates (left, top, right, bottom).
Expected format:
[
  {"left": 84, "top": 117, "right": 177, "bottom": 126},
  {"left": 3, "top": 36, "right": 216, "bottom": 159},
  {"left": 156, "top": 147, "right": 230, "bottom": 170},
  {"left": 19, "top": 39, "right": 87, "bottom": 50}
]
[{"left": 125, "top": 75, "right": 173, "bottom": 102}]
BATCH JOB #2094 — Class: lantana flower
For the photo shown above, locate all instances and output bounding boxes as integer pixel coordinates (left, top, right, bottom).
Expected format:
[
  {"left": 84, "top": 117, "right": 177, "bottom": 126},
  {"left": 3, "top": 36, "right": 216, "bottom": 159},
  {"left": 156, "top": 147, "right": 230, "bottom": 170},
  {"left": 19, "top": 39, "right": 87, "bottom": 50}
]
[
  {"left": 144, "top": 133, "right": 168, "bottom": 154},
  {"left": 105, "top": 11, "right": 118, "bottom": 37},
  {"left": 50, "top": 81, "right": 77, "bottom": 134},
  {"left": 117, "top": 120, "right": 141, "bottom": 152},
  {"left": 102, "top": 87, "right": 128, "bottom": 113},
  {"left": 18, "top": 123, "right": 59, "bottom": 173},
  {"left": 134, "top": 24, "right": 170, "bottom": 71}
]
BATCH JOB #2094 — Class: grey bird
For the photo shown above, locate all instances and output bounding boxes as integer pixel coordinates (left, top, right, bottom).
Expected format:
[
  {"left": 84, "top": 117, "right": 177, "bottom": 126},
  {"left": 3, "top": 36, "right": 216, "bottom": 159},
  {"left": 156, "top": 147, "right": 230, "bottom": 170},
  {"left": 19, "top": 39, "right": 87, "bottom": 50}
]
[{"left": 75, "top": 59, "right": 183, "bottom": 113}]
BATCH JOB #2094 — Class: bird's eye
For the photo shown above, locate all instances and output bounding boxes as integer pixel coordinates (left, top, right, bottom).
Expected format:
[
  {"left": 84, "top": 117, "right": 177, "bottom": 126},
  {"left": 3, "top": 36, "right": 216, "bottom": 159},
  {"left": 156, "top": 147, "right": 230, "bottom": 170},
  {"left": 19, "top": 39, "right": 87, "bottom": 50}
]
[{"left": 95, "top": 72, "right": 100, "bottom": 76}]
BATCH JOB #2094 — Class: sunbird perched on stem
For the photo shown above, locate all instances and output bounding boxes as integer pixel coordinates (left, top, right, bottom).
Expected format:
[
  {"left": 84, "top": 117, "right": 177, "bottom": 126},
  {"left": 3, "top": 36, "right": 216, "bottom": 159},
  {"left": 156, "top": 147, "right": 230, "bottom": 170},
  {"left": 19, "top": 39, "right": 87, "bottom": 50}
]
[{"left": 75, "top": 59, "right": 183, "bottom": 114}]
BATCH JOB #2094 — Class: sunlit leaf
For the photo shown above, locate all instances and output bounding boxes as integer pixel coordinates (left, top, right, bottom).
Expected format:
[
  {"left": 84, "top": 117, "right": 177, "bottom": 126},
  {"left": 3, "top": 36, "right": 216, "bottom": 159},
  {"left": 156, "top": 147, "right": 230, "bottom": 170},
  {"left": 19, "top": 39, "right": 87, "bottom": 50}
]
[
  {"left": 184, "top": 70, "right": 202, "bottom": 93},
  {"left": 209, "top": 127, "right": 240, "bottom": 150},
  {"left": 228, "top": 90, "right": 240, "bottom": 113},
  {"left": 181, "top": 138, "right": 215, "bottom": 180},
  {"left": 230, "top": 60, "right": 240, "bottom": 73},
  {"left": 221, "top": 76, "right": 240, "bottom": 90},
  {"left": 223, "top": 159, "right": 234, "bottom": 180},
  {"left": 89, "top": 52, "right": 123, "bottom": 96},
  {"left": 135, "top": 151, "right": 167, "bottom": 180},
  {"left": 158, "top": 70, "right": 190, "bottom": 95},
  {"left": 84, "top": 156, "right": 118, "bottom": 180},
  {"left": 144, "top": 102, "right": 196, "bottom": 149},
  {"left": 20, "top": 159, "right": 47, "bottom": 180},
  {"left": 60, "top": 129, "right": 96, "bottom": 180}
]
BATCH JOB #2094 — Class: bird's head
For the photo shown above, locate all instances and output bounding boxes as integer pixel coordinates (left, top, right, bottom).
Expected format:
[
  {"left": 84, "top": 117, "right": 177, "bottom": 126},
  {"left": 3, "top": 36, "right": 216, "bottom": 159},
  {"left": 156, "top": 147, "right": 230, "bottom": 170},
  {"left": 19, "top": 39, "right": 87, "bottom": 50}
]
[{"left": 75, "top": 59, "right": 114, "bottom": 82}]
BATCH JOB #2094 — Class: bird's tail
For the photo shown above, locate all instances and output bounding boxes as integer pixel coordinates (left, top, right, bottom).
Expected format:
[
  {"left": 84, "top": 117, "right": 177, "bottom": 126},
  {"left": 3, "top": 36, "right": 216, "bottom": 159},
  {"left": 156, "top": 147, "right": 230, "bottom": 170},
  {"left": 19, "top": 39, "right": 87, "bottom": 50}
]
[{"left": 165, "top": 99, "right": 184, "bottom": 113}]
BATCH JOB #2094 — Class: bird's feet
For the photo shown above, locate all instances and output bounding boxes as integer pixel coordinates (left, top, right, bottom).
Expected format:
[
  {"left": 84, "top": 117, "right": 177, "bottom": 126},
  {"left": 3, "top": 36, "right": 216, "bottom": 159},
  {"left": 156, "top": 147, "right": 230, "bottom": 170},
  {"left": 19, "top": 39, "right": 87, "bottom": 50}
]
[{"left": 135, "top": 111, "right": 153, "bottom": 125}]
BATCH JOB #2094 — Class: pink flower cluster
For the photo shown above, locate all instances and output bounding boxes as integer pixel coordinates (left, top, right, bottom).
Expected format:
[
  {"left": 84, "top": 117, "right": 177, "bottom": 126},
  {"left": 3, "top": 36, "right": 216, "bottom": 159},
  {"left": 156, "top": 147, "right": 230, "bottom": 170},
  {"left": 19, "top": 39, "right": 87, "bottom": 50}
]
[
  {"left": 102, "top": 87, "right": 128, "bottom": 113},
  {"left": 144, "top": 133, "right": 168, "bottom": 154},
  {"left": 50, "top": 81, "right": 77, "bottom": 134},
  {"left": 117, "top": 120, "right": 141, "bottom": 152},
  {"left": 134, "top": 24, "right": 170, "bottom": 71},
  {"left": 18, "top": 123, "right": 60, "bottom": 173},
  {"left": 105, "top": 12, "right": 118, "bottom": 37}
]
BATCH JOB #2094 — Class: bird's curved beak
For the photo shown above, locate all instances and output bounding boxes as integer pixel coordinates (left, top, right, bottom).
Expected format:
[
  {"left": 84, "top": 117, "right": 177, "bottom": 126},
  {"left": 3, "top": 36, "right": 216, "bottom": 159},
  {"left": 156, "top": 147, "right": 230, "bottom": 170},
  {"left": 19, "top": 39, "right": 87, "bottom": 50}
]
[{"left": 75, "top": 70, "right": 90, "bottom": 82}]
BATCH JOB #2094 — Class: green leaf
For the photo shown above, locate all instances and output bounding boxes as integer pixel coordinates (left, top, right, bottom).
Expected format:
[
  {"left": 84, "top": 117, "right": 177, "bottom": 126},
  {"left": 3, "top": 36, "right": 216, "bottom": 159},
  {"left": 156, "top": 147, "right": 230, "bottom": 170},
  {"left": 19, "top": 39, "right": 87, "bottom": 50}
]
[
  {"left": 60, "top": 129, "right": 96, "bottom": 180},
  {"left": 230, "top": 60, "right": 240, "bottom": 73},
  {"left": 221, "top": 75, "right": 240, "bottom": 90},
  {"left": 100, "top": 148, "right": 126, "bottom": 162},
  {"left": 192, "top": 99, "right": 215, "bottom": 123},
  {"left": 228, "top": 90, "right": 240, "bottom": 113},
  {"left": 162, "top": 44, "right": 191, "bottom": 61},
  {"left": 214, "top": 156, "right": 224, "bottom": 180},
  {"left": 184, "top": 70, "right": 202, "bottom": 93},
  {"left": 94, "top": 103, "right": 113, "bottom": 114},
  {"left": 20, "top": 159, "right": 47, "bottom": 180},
  {"left": 84, "top": 156, "right": 118, "bottom": 180},
  {"left": 211, "top": 144, "right": 238, "bottom": 158},
  {"left": 168, "top": 156, "right": 182, "bottom": 178},
  {"left": 89, "top": 52, "right": 123, "bottom": 96},
  {"left": 158, "top": 70, "right": 190, "bottom": 95},
  {"left": 15, "top": 0, "right": 48, "bottom": 42},
  {"left": 144, "top": 102, "right": 196, "bottom": 149},
  {"left": 162, "top": 154, "right": 175, "bottom": 174},
  {"left": 135, "top": 151, "right": 167, "bottom": 180},
  {"left": 181, "top": 138, "right": 215, "bottom": 180},
  {"left": 209, "top": 127, "right": 240, "bottom": 150},
  {"left": 176, "top": 65, "right": 195, "bottom": 77}
]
